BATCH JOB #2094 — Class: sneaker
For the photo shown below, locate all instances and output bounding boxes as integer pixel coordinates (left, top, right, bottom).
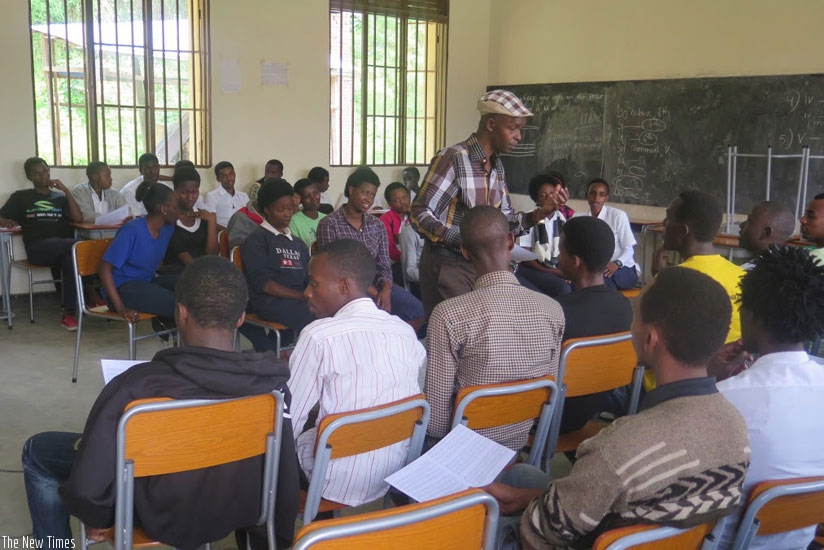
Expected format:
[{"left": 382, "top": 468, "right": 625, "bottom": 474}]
[{"left": 60, "top": 314, "right": 78, "bottom": 332}]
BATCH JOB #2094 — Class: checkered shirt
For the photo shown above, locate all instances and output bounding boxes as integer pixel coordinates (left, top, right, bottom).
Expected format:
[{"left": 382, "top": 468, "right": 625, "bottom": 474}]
[{"left": 316, "top": 207, "right": 393, "bottom": 283}]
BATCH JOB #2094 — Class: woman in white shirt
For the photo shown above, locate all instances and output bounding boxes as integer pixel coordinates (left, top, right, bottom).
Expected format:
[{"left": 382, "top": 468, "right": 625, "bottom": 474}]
[{"left": 575, "top": 178, "right": 639, "bottom": 290}]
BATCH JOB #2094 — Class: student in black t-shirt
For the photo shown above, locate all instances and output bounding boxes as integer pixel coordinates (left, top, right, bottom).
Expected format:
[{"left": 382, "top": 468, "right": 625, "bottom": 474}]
[
  {"left": 556, "top": 216, "right": 633, "bottom": 432},
  {"left": 241, "top": 179, "right": 315, "bottom": 350},
  {"left": 0, "top": 157, "right": 83, "bottom": 330},
  {"left": 162, "top": 167, "right": 218, "bottom": 274}
]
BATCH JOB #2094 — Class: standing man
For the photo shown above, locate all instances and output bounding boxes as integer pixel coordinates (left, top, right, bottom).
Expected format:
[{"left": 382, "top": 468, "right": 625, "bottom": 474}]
[
  {"left": 424, "top": 206, "right": 564, "bottom": 451},
  {"left": 410, "top": 90, "right": 564, "bottom": 316}
]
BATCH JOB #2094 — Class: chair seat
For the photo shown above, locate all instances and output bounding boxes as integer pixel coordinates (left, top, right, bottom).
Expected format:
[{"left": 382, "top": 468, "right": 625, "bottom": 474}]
[
  {"left": 555, "top": 420, "right": 606, "bottom": 453},
  {"left": 619, "top": 288, "right": 642, "bottom": 299},
  {"left": 299, "top": 489, "right": 348, "bottom": 516},
  {"left": 84, "top": 305, "right": 156, "bottom": 322},
  {"left": 245, "top": 313, "right": 288, "bottom": 331},
  {"left": 102, "top": 526, "right": 162, "bottom": 547},
  {"left": 13, "top": 259, "right": 52, "bottom": 269}
]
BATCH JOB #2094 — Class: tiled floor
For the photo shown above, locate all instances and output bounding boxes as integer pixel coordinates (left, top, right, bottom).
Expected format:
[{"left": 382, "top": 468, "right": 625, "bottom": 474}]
[{"left": 0, "top": 293, "right": 572, "bottom": 548}]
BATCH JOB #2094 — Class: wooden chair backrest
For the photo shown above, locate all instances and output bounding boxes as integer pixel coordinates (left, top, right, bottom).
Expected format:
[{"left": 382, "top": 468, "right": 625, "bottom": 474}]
[
  {"left": 293, "top": 489, "right": 491, "bottom": 550},
  {"left": 453, "top": 375, "right": 553, "bottom": 430},
  {"left": 218, "top": 230, "right": 230, "bottom": 258},
  {"left": 74, "top": 238, "right": 114, "bottom": 277},
  {"left": 122, "top": 394, "right": 277, "bottom": 477},
  {"left": 592, "top": 523, "right": 713, "bottom": 550},
  {"left": 744, "top": 476, "right": 824, "bottom": 535},
  {"left": 315, "top": 395, "right": 426, "bottom": 460},
  {"left": 231, "top": 245, "right": 243, "bottom": 271},
  {"left": 561, "top": 333, "right": 638, "bottom": 398}
]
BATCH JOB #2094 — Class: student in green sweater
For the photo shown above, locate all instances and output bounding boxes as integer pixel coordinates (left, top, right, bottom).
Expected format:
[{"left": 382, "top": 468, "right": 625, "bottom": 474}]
[
  {"left": 288, "top": 178, "right": 326, "bottom": 251},
  {"left": 484, "top": 267, "right": 751, "bottom": 550}
]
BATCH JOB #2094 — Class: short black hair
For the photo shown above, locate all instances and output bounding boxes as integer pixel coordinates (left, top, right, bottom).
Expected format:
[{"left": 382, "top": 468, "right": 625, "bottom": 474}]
[
  {"left": 673, "top": 190, "right": 723, "bottom": 242},
  {"left": 640, "top": 267, "right": 731, "bottom": 366},
  {"left": 528, "top": 171, "right": 566, "bottom": 202},
  {"left": 344, "top": 166, "right": 381, "bottom": 198},
  {"left": 214, "top": 160, "right": 234, "bottom": 177},
  {"left": 562, "top": 217, "right": 615, "bottom": 272},
  {"left": 460, "top": 205, "right": 509, "bottom": 257},
  {"left": 172, "top": 166, "right": 201, "bottom": 189},
  {"left": 265, "top": 159, "right": 284, "bottom": 170},
  {"left": 740, "top": 245, "right": 824, "bottom": 344},
  {"left": 384, "top": 181, "right": 408, "bottom": 203},
  {"left": 316, "top": 239, "right": 377, "bottom": 291},
  {"left": 176, "top": 256, "right": 248, "bottom": 330},
  {"left": 174, "top": 159, "right": 194, "bottom": 170},
  {"left": 86, "top": 161, "right": 108, "bottom": 180},
  {"left": 588, "top": 178, "right": 610, "bottom": 195},
  {"left": 138, "top": 153, "right": 159, "bottom": 169},
  {"left": 135, "top": 181, "right": 174, "bottom": 213},
  {"left": 815, "top": 193, "right": 824, "bottom": 200},
  {"left": 24, "top": 157, "right": 47, "bottom": 177},
  {"left": 402, "top": 166, "right": 420, "bottom": 179},
  {"left": 307, "top": 166, "right": 329, "bottom": 183},
  {"left": 257, "top": 178, "right": 294, "bottom": 212},
  {"left": 294, "top": 178, "right": 314, "bottom": 196}
]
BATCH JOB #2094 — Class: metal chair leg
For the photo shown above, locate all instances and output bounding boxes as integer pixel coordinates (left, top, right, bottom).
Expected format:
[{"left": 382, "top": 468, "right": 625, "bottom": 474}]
[
  {"left": 27, "top": 269, "right": 34, "bottom": 323},
  {"left": 72, "top": 312, "right": 84, "bottom": 383},
  {"left": 128, "top": 322, "right": 136, "bottom": 359}
]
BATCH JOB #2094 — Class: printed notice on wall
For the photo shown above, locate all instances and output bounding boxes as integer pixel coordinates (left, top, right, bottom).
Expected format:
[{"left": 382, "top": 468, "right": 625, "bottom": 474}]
[
  {"left": 220, "top": 59, "right": 241, "bottom": 94},
  {"left": 261, "top": 62, "right": 288, "bottom": 87}
]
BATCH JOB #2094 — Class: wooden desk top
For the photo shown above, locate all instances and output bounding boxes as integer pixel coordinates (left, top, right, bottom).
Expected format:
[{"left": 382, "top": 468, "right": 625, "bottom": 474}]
[
  {"left": 0, "top": 226, "right": 21, "bottom": 234},
  {"left": 71, "top": 222, "right": 124, "bottom": 230}
]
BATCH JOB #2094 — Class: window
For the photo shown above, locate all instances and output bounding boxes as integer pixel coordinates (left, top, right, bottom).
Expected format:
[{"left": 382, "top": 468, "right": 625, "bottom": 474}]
[
  {"left": 29, "top": 0, "right": 210, "bottom": 167},
  {"left": 330, "top": 0, "right": 448, "bottom": 166}
]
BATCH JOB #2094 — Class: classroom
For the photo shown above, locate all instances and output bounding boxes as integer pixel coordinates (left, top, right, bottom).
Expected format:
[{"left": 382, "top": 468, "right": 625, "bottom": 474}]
[{"left": 2, "top": 1, "right": 824, "bottom": 548}]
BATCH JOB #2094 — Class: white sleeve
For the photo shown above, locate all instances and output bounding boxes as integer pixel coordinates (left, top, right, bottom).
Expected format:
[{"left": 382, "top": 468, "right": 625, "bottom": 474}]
[
  {"left": 613, "top": 208, "right": 637, "bottom": 267},
  {"left": 287, "top": 331, "right": 324, "bottom": 436},
  {"left": 202, "top": 191, "right": 217, "bottom": 213},
  {"left": 400, "top": 224, "right": 421, "bottom": 283}
]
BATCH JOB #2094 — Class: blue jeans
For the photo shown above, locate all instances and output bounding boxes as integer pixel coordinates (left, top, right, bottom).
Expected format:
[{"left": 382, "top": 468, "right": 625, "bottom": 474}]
[
  {"left": 515, "top": 267, "right": 572, "bottom": 298},
  {"left": 604, "top": 266, "right": 638, "bottom": 290},
  {"left": 26, "top": 238, "right": 78, "bottom": 312},
  {"left": 390, "top": 284, "right": 424, "bottom": 322},
  {"left": 495, "top": 464, "right": 551, "bottom": 550},
  {"left": 110, "top": 274, "right": 179, "bottom": 319},
  {"left": 22, "top": 432, "right": 80, "bottom": 547}
]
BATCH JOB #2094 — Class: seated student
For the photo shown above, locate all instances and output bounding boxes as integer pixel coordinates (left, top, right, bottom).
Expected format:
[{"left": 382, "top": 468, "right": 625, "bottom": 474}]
[
  {"left": 241, "top": 179, "right": 315, "bottom": 337},
  {"left": 555, "top": 217, "right": 633, "bottom": 432},
  {"left": 120, "top": 153, "right": 171, "bottom": 217},
  {"left": 800, "top": 192, "right": 824, "bottom": 264},
  {"left": 0, "top": 157, "right": 82, "bottom": 330},
  {"left": 21, "top": 257, "right": 300, "bottom": 550},
  {"left": 714, "top": 246, "right": 824, "bottom": 550},
  {"left": 575, "top": 178, "right": 638, "bottom": 290},
  {"left": 516, "top": 172, "right": 573, "bottom": 297},
  {"left": 402, "top": 166, "right": 420, "bottom": 201},
  {"left": 738, "top": 200, "right": 795, "bottom": 270},
  {"left": 399, "top": 221, "right": 424, "bottom": 294},
  {"left": 289, "top": 239, "right": 425, "bottom": 507},
  {"left": 162, "top": 167, "right": 218, "bottom": 273},
  {"left": 203, "top": 161, "right": 249, "bottom": 229},
  {"left": 649, "top": 190, "right": 746, "bottom": 392},
  {"left": 99, "top": 182, "right": 180, "bottom": 324},
  {"left": 307, "top": 166, "right": 334, "bottom": 214},
  {"left": 317, "top": 167, "right": 425, "bottom": 332},
  {"left": 227, "top": 182, "right": 264, "bottom": 248},
  {"left": 71, "top": 161, "right": 128, "bottom": 223},
  {"left": 257, "top": 159, "right": 283, "bottom": 184},
  {"left": 425, "top": 206, "right": 564, "bottom": 451},
  {"left": 288, "top": 178, "right": 326, "bottom": 250},
  {"left": 380, "top": 181, "right": 411, "bottom": 285},
  {"left": 484, "top": 268, "right": 751, "bottom": 550}
]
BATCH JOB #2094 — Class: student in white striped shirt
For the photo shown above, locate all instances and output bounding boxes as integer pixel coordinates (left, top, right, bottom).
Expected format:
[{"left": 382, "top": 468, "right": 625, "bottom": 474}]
[{"left": 288, "top": 239, "right": 426, "bottom": 507}]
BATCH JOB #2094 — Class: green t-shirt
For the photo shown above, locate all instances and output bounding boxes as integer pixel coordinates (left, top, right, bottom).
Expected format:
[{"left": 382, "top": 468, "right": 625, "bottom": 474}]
[{"left": 289, "top": 210, "right": 325, "bottom": 250}]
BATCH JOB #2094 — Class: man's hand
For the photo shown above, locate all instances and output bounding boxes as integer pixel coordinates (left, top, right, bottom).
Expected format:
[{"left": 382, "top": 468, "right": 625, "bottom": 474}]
[
  {"left": 83, "top": 526, "right": 108, "bottom": 542},
  {"left": 49, "top": 179, "right": 69, "bottom": 194},
  {"left": 708, "top": 340, "right": 751, "bottom": 382},
  {"left": 115, "top": 306, "right": 141, "bottom": 323},
  {"left": 199, "top": 210, "right": 217, "bottom": 224},
  {"left": 482, "top": 483, "right": 543, "bottom": 516},
  {"left": 375, "top": 283, "right": 392, "bottom": 313},
  {"left": 651, "top": 245, "right": 668, "bottom": 276},
  {"left": 603, "top": 261, "right": 620, "bottom": 277}
]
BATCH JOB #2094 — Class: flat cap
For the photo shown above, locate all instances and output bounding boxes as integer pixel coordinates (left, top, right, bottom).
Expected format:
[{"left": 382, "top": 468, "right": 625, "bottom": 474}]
[{"left": 477, "top": 89, "right": 533, "bottom": 117}]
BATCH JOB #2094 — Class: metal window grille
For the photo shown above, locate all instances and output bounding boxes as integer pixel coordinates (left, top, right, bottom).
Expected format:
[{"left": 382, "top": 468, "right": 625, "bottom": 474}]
[
  {"left": 29, "top": 0, "right": 210, "bottom": 167},
  {"left": 330, "top": 0, "right": 447, "bottom": 166}
]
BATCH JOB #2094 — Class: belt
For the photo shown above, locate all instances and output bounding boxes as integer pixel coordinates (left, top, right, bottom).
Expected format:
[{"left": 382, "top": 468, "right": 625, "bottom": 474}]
[{"left": 425, "top": 242, "right": 468, "bottom": 262}]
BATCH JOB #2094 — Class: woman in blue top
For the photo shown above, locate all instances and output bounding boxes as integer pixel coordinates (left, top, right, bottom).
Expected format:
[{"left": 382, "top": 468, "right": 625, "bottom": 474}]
[{"left": 99, "top": 181, "right": 180, "bottom": 322}]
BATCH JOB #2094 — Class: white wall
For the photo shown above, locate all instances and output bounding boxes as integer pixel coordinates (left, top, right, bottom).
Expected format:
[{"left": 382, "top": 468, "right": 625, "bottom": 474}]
[{"left": 0, "top": 0, "right": 491, "bottom": 293}]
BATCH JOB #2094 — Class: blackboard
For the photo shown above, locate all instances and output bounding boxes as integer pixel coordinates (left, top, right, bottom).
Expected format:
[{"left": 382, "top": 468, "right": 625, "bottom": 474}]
[{"left": 490, "top": 75, "right": 824, "bottom": 214}]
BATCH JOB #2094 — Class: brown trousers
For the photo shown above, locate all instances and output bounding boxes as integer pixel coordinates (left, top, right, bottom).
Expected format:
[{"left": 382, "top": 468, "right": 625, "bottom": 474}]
[{"left": 419, "top": 243, "right": 476, "bottom": 318}]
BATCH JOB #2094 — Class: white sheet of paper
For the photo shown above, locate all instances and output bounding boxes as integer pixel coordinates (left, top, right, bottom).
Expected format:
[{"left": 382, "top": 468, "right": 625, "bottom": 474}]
[
  {"left": 385, "top": 424, "right": 516, "bottom": 502},
  {"left": 100, "top": 359, "right": 142, "bottom": 384},
  {"left": 261, "top": 62, "right": 288, "bottom": 86},
  {"left": 94, "top": 205, "right": 129, "bottom": 226},
  {"left": 511, "top": 245, "right": 539, "bottom": 263}
]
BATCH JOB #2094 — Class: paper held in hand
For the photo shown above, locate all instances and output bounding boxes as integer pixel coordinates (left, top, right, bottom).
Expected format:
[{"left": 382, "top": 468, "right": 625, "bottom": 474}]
[
  {"left": 385, "top": 424, "right": 516, "bottom": 502},
  {"left": 100, "top": 359, "right": 142, "bottom": 384}
]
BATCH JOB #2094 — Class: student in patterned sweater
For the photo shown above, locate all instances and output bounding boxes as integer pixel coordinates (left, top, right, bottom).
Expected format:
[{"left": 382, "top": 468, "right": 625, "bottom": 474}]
[{"left": 484, "top": 267, "right": 751, "bottom": 550}]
